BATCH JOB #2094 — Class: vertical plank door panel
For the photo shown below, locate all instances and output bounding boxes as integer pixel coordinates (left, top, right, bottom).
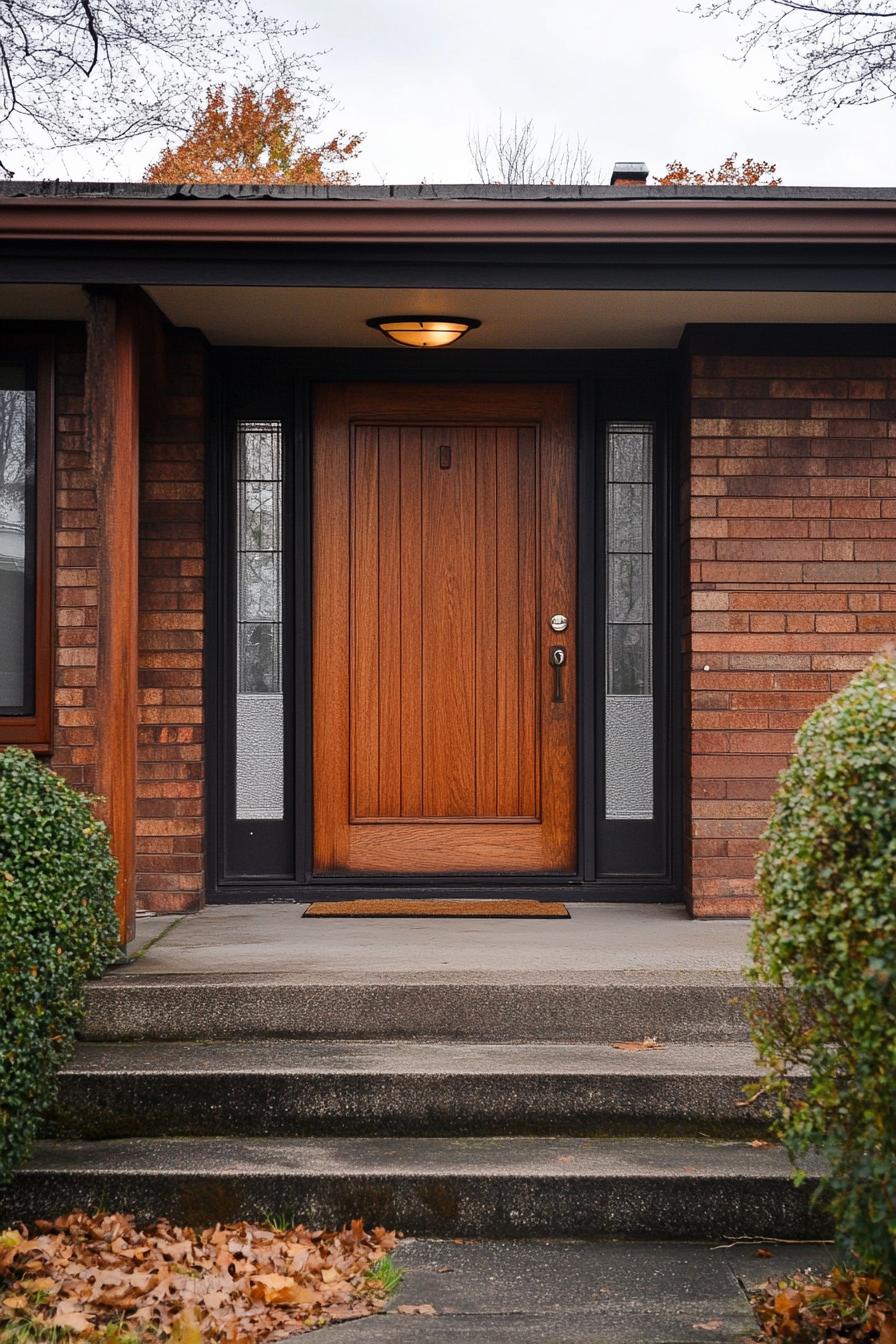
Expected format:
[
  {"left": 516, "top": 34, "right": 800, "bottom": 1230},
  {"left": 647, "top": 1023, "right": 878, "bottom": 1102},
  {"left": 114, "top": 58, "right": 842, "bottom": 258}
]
[
  {"left": 398, "top": 428, "right": 423, "bottom": 817},
  {"left": 474, "top": 428, "right": 498, "bottom": 818},
  {"left": 376, "top": 427, "right": 402, "bottom": 818},
  {"left": 313, "top": 384, "right": 576, "bottom": 876},
  {"left": 349, "top": 425, "right": 379, "bottom": 819},
  {"left": 422, "top": 426, "right": 476, "bottom": 818}
]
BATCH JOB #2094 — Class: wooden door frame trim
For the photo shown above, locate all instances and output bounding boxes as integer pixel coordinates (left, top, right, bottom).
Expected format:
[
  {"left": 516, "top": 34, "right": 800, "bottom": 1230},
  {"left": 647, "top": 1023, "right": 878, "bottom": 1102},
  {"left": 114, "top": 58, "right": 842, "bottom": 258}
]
[{"left": 206, "top": 348, "right": 682, "bottom": 903}]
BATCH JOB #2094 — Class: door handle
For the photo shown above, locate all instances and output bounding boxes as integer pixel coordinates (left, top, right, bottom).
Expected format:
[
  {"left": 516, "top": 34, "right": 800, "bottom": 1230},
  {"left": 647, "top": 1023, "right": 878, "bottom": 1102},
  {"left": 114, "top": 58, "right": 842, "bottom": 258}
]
[{"left": 550, "top": 646, "right": 566, "bottom": 703}]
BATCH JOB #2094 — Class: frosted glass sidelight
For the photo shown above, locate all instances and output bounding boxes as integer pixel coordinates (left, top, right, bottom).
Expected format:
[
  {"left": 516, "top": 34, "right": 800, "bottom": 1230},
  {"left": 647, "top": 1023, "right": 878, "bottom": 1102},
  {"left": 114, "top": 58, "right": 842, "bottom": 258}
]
[
  {"left": 0, "top": 367, "right": 35, "bottom": 716},
  {"left": 235, "top": 420, "right": 284, "bottom": 820},
  {"left": 605, "top": 696, "right": 654, "bottom": 820},
  {"left": 235, "top": 694, "right": 284, "bottom": 820},
  {"left": 605, "top": 422, "right": 654, "bottom": 820}
]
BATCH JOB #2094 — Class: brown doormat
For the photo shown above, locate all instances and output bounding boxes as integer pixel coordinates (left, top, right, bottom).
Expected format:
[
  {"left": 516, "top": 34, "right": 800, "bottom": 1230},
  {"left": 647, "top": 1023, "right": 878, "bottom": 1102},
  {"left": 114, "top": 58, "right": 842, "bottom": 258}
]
[{"left": 304, "top": 898, "right": 569, "bottom": 918}]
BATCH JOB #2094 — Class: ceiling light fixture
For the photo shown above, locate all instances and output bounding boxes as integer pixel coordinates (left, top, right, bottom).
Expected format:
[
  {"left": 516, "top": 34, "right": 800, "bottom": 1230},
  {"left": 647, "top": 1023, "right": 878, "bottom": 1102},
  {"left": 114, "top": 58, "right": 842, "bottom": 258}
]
[{"left": 366, "top": 315, "right": 481, "bottom": 349}]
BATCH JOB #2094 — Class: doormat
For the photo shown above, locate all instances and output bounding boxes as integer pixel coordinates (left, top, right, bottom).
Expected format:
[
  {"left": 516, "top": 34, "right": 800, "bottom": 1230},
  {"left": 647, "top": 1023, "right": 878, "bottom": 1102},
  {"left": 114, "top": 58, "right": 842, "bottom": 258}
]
[{"left": 304, "top": 899, "right": 570, "bottom": 918}]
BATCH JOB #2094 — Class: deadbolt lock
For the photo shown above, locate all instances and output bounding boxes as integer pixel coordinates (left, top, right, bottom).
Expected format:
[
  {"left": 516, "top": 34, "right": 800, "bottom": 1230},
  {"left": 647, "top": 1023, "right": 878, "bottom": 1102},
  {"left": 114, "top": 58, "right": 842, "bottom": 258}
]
[{"left": 549, "top": 613, "right": 568, "bottom": 632}]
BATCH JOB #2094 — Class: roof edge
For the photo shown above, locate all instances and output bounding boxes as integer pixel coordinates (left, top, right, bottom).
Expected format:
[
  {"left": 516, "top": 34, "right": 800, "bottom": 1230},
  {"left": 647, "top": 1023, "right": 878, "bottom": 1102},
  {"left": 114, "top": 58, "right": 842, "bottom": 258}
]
[
  {"left": 3, "top": 189, "right": 896, "bottom": 246},
  {"left": 3, "top": 181, "right": 896, "bottom": 201}
]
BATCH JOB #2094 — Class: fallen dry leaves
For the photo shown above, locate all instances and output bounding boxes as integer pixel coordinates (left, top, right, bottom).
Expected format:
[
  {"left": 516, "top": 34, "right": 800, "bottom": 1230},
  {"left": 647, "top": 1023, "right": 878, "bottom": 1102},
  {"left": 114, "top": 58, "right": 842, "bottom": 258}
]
[
  {"left": 611, "top": 1037, "right": 665, "bottom": 1052},
  {"left": 752, "top": 1267, "right": 896, "bottom": 1342},
  {"left": 0, "top": 1211, "right": 398, "bottom": 1341}
]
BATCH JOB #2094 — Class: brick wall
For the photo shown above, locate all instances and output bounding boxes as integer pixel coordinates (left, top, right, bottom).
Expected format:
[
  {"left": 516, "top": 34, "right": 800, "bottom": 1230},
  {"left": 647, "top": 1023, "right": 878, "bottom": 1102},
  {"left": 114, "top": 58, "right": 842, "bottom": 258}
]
[
  {"left": 687, "top": 353, "right": 896, "bottom": 916},
  {"left": 50, "top": 322, "right": 207, "bottom": 914},
  {"left": 52, "top": 335, "right": 98, "bottom": 795},
  {"left": 137, "top": 328, "right": 206, "bottom": 912}
]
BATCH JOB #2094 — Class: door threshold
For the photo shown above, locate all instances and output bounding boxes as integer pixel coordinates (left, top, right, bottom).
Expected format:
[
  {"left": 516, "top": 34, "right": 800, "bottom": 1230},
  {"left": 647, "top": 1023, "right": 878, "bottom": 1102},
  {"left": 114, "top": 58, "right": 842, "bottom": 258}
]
[{"left": 208, "top": 882, "right": 681, "bottom": 905}]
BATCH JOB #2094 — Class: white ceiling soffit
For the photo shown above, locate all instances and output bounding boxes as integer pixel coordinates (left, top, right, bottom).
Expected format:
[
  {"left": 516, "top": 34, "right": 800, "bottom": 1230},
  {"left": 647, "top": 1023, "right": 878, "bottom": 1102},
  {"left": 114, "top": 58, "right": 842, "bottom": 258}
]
[
  {"left": 145, "top": 286, "right": 896, "bottom": 348},
  {"left": 1, "top": 285, "right": 894, "bottom": 348}
]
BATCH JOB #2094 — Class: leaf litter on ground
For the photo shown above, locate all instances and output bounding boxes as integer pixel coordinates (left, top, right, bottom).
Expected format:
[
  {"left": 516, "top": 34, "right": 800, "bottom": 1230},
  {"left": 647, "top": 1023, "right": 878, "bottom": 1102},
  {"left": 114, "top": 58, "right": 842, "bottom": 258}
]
[
  {"left": 610, "top": 1037, "right": 665, "bottom": 1052},
  {"left": 0, "top": 1211, "right": 399, "bottom": 1342},
  {"left": 751, "top": 1266, "right": 896, "bottom": 1343}
]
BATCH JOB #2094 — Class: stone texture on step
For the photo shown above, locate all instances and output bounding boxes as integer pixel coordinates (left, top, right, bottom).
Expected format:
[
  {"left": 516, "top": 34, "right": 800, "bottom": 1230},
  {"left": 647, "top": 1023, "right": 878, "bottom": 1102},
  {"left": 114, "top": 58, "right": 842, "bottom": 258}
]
[
  {"left": 50, "top": 1040, "right": 780, "bottom": 1139},
  {"left": 310, "top": 1237, "right": 836, "bottom": 1343},
  {"left": 5, "top": 1136, "right": 828, "bottom": 1239},
  {"left": 82, "top": 976, "right": 767, "bottom": 1043}
]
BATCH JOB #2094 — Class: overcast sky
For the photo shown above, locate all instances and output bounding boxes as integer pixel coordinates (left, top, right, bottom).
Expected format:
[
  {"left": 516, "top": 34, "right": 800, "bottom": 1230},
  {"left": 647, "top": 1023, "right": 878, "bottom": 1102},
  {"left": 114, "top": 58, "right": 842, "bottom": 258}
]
[{"left": 51, "top": 0, "right": 896, "bottom": 185}]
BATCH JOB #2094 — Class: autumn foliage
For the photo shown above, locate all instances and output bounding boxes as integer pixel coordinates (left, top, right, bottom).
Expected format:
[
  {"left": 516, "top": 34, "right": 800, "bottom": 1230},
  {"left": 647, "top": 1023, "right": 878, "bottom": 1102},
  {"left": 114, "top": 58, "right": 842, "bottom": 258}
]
[
  {"left": 145, "top": 85, "right": 363, "bottom": 185},
  {"left": 654, "top": 153, "right": 781, "bottom": 186},
  {"left": 752, "top": 1266, "right": 896, "bottom": 1342},
  {"left": 0, "top": 1212, "right": 398, "bottom": 1340}
]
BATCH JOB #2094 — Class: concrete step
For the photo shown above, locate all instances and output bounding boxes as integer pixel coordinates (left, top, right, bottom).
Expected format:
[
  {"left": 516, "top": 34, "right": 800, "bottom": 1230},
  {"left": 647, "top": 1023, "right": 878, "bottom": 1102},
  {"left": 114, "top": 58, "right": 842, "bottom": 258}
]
[
  {"left": 82, "top": 975, "right": 764, "bottom": 1043},
  {"left": 49, "top": 1040, "right": 777, "bottom": 1139},
  {"left": 4, "top": 1135, "right": 827, "bottom": 1239}
]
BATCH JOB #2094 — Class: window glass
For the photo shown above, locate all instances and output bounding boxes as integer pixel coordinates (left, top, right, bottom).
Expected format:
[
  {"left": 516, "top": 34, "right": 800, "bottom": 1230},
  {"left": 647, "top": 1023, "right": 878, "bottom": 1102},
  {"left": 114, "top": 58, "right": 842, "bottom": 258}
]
[
  {"left": 0, "top": 362, "right": 36, "bottom": 717},
  {"left": 605, "top": 421, "right": 654, "bottom": 820},
  {"left": 235, "top": 420, "right": 284, "bottom": 820}
]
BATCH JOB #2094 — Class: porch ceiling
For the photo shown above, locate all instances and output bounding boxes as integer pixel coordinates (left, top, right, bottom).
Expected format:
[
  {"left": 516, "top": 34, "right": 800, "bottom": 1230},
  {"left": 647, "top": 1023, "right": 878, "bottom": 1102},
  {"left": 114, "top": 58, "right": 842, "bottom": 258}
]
[
  {"left": 145, "top": 285, "right": 896, "bottom": 348},
  {"left": 2, "top": 283, "right": 896, "bottom": 347}
]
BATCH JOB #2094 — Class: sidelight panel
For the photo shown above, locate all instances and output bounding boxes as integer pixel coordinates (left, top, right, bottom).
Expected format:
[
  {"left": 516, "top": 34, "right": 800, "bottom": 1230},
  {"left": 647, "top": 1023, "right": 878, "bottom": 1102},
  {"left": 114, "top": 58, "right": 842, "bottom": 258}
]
[
  {"left": 605, "top": 421, "right": 654, "bottom": 821},
  {"left": 235, "top": 419, "right": 284, "bottom": 821}
]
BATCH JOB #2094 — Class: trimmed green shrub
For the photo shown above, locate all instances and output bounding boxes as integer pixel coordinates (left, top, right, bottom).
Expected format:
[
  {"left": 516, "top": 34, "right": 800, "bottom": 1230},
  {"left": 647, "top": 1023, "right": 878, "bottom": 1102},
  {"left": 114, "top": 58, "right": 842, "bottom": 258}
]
[
  {"left": 748, "top": 650, "right": 896, "bottom": 1283},
  {"left": 0, "top": 748, "right": 118, "bottom": 1182}
]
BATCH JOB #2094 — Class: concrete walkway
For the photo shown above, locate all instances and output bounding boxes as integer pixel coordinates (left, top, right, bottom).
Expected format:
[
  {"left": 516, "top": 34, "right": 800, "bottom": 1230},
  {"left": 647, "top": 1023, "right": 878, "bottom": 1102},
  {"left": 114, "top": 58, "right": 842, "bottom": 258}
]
[
  {"left": 322, "top": 1237, "right": 834, "bottom": 1343},
  {"left": 127, "top": 903, "right": 751, "bottom": 982}
]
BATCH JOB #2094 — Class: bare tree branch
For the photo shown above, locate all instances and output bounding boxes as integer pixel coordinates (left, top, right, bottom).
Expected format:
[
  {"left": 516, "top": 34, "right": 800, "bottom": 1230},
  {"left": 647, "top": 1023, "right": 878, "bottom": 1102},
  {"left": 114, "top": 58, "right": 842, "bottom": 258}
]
[
  {"left": 468, "top": 112, "right": 595, "bottom": 184},
  {"left": 692, "top": 0, "right": 896, "bottom": 120},
  {"left": 0, "top": 0, "right": 327, "bottom": 176}
]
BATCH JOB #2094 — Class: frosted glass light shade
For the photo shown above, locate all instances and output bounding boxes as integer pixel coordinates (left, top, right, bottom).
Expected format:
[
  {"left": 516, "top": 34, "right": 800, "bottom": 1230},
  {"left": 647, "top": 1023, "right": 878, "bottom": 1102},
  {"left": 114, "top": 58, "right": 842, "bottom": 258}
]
[{"left": 367, "top": 316, "right": 481, "bottom": 348}]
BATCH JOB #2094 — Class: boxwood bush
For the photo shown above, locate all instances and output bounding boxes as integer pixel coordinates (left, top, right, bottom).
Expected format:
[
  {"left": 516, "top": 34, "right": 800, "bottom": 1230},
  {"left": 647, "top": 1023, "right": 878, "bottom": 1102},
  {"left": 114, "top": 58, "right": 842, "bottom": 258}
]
[
  {"left": 748, "top": 650, "right": 896, "bottom": 1283},
  {"left": 0, "top": 748, "right": 118, "bottom": 1182}
]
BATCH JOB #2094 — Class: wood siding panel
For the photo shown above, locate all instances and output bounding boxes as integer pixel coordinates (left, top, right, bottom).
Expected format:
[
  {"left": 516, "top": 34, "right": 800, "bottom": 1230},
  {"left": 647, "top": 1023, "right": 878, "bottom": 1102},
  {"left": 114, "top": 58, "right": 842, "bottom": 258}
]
[{"left": 85, "top": 290, "right": 140, "bottom": 943}]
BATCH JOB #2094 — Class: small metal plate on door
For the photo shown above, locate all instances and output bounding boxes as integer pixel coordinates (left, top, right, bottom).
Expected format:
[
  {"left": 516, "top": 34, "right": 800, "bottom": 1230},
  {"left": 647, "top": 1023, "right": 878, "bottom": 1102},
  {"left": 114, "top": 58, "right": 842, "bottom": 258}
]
[{"left": 549, "top": 614, "right": 568, "bottom": 632}]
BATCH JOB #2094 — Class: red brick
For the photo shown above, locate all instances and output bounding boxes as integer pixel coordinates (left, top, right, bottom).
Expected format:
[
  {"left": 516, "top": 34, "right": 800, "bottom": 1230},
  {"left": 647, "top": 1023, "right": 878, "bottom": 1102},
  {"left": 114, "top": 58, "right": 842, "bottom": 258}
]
[
  {"left": 685, "top": 350, "right": 896, "bottom": 917},
  {"left": 48, "top": 328, "right": 207, "bottom": 915}
]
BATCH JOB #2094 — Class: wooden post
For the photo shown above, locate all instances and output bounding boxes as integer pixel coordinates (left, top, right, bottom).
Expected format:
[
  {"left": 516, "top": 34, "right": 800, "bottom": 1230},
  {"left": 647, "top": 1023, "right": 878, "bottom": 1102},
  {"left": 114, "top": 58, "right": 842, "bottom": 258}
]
[{"left": 85, "top": 289, "right": 140, "bottom": 946}]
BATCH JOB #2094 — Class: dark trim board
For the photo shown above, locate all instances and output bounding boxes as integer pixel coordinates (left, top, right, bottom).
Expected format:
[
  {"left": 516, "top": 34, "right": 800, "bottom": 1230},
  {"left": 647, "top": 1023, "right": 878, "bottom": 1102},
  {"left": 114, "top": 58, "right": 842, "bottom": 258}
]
[
  {"left": 4, "top": 240, "right": 896, "bottom": 291},
  {"left": 208, "top": 883, "right": 684, "bottom": 905},
  {"left": 683, "top": 322, "right": 896, "bottom": 356},
  {"left": 206, "top": 348, "right": 682, "bottom": 903},
  {"left": 218, "top": 348, "right": 675, "bottom": 382}
]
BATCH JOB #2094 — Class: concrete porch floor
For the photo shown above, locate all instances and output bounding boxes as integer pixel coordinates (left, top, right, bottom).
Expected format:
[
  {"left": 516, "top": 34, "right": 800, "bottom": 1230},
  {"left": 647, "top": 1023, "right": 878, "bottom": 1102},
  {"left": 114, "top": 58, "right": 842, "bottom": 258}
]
[{"left": 126, "top": 903, "right": 751, "bottom": 983}]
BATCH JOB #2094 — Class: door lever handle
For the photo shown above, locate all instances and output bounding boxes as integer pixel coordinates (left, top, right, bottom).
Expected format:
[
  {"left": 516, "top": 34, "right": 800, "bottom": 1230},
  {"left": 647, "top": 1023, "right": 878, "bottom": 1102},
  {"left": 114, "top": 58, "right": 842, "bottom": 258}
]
[{"left": 550, "top": 645, "right": 566, "bottom": 703}]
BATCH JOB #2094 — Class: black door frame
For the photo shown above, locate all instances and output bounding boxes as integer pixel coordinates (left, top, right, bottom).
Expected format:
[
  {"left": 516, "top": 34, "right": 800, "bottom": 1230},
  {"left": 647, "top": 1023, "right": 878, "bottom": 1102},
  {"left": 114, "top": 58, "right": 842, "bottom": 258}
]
[{"left": 207, "top": 347, "right": 682, "bottom": 902}]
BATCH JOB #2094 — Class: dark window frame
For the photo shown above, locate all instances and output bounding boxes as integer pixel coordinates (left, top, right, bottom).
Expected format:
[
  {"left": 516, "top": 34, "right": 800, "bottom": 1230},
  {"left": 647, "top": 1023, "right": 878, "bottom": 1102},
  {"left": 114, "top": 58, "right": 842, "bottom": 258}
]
[{"left": 0, "top": 332, "right": 54, "bottom": 752}]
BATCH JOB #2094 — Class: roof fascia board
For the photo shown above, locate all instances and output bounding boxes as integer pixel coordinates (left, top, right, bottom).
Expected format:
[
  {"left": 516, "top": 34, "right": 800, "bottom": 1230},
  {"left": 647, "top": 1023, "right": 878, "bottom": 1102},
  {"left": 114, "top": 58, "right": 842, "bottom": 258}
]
[{"left": 4, "top": 196, "right": 896, "bottom": 245}]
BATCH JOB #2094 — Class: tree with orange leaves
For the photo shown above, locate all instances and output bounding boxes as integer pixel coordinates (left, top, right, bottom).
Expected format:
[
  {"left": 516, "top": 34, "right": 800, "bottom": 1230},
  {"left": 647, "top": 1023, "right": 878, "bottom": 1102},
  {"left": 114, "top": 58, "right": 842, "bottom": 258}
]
[
  {"left": 654, "top": 153, "right": 780, "bottom": 186},
  {"left": 145, "top": 85, "right": 363, "bottom": 185}
]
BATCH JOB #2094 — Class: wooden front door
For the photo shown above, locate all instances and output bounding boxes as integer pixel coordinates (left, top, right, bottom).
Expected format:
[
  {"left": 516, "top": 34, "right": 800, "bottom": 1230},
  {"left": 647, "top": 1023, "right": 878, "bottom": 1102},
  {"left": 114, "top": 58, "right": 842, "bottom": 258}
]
[{"left": 312, "top": 384, "right": 577, "bottom": 876}]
